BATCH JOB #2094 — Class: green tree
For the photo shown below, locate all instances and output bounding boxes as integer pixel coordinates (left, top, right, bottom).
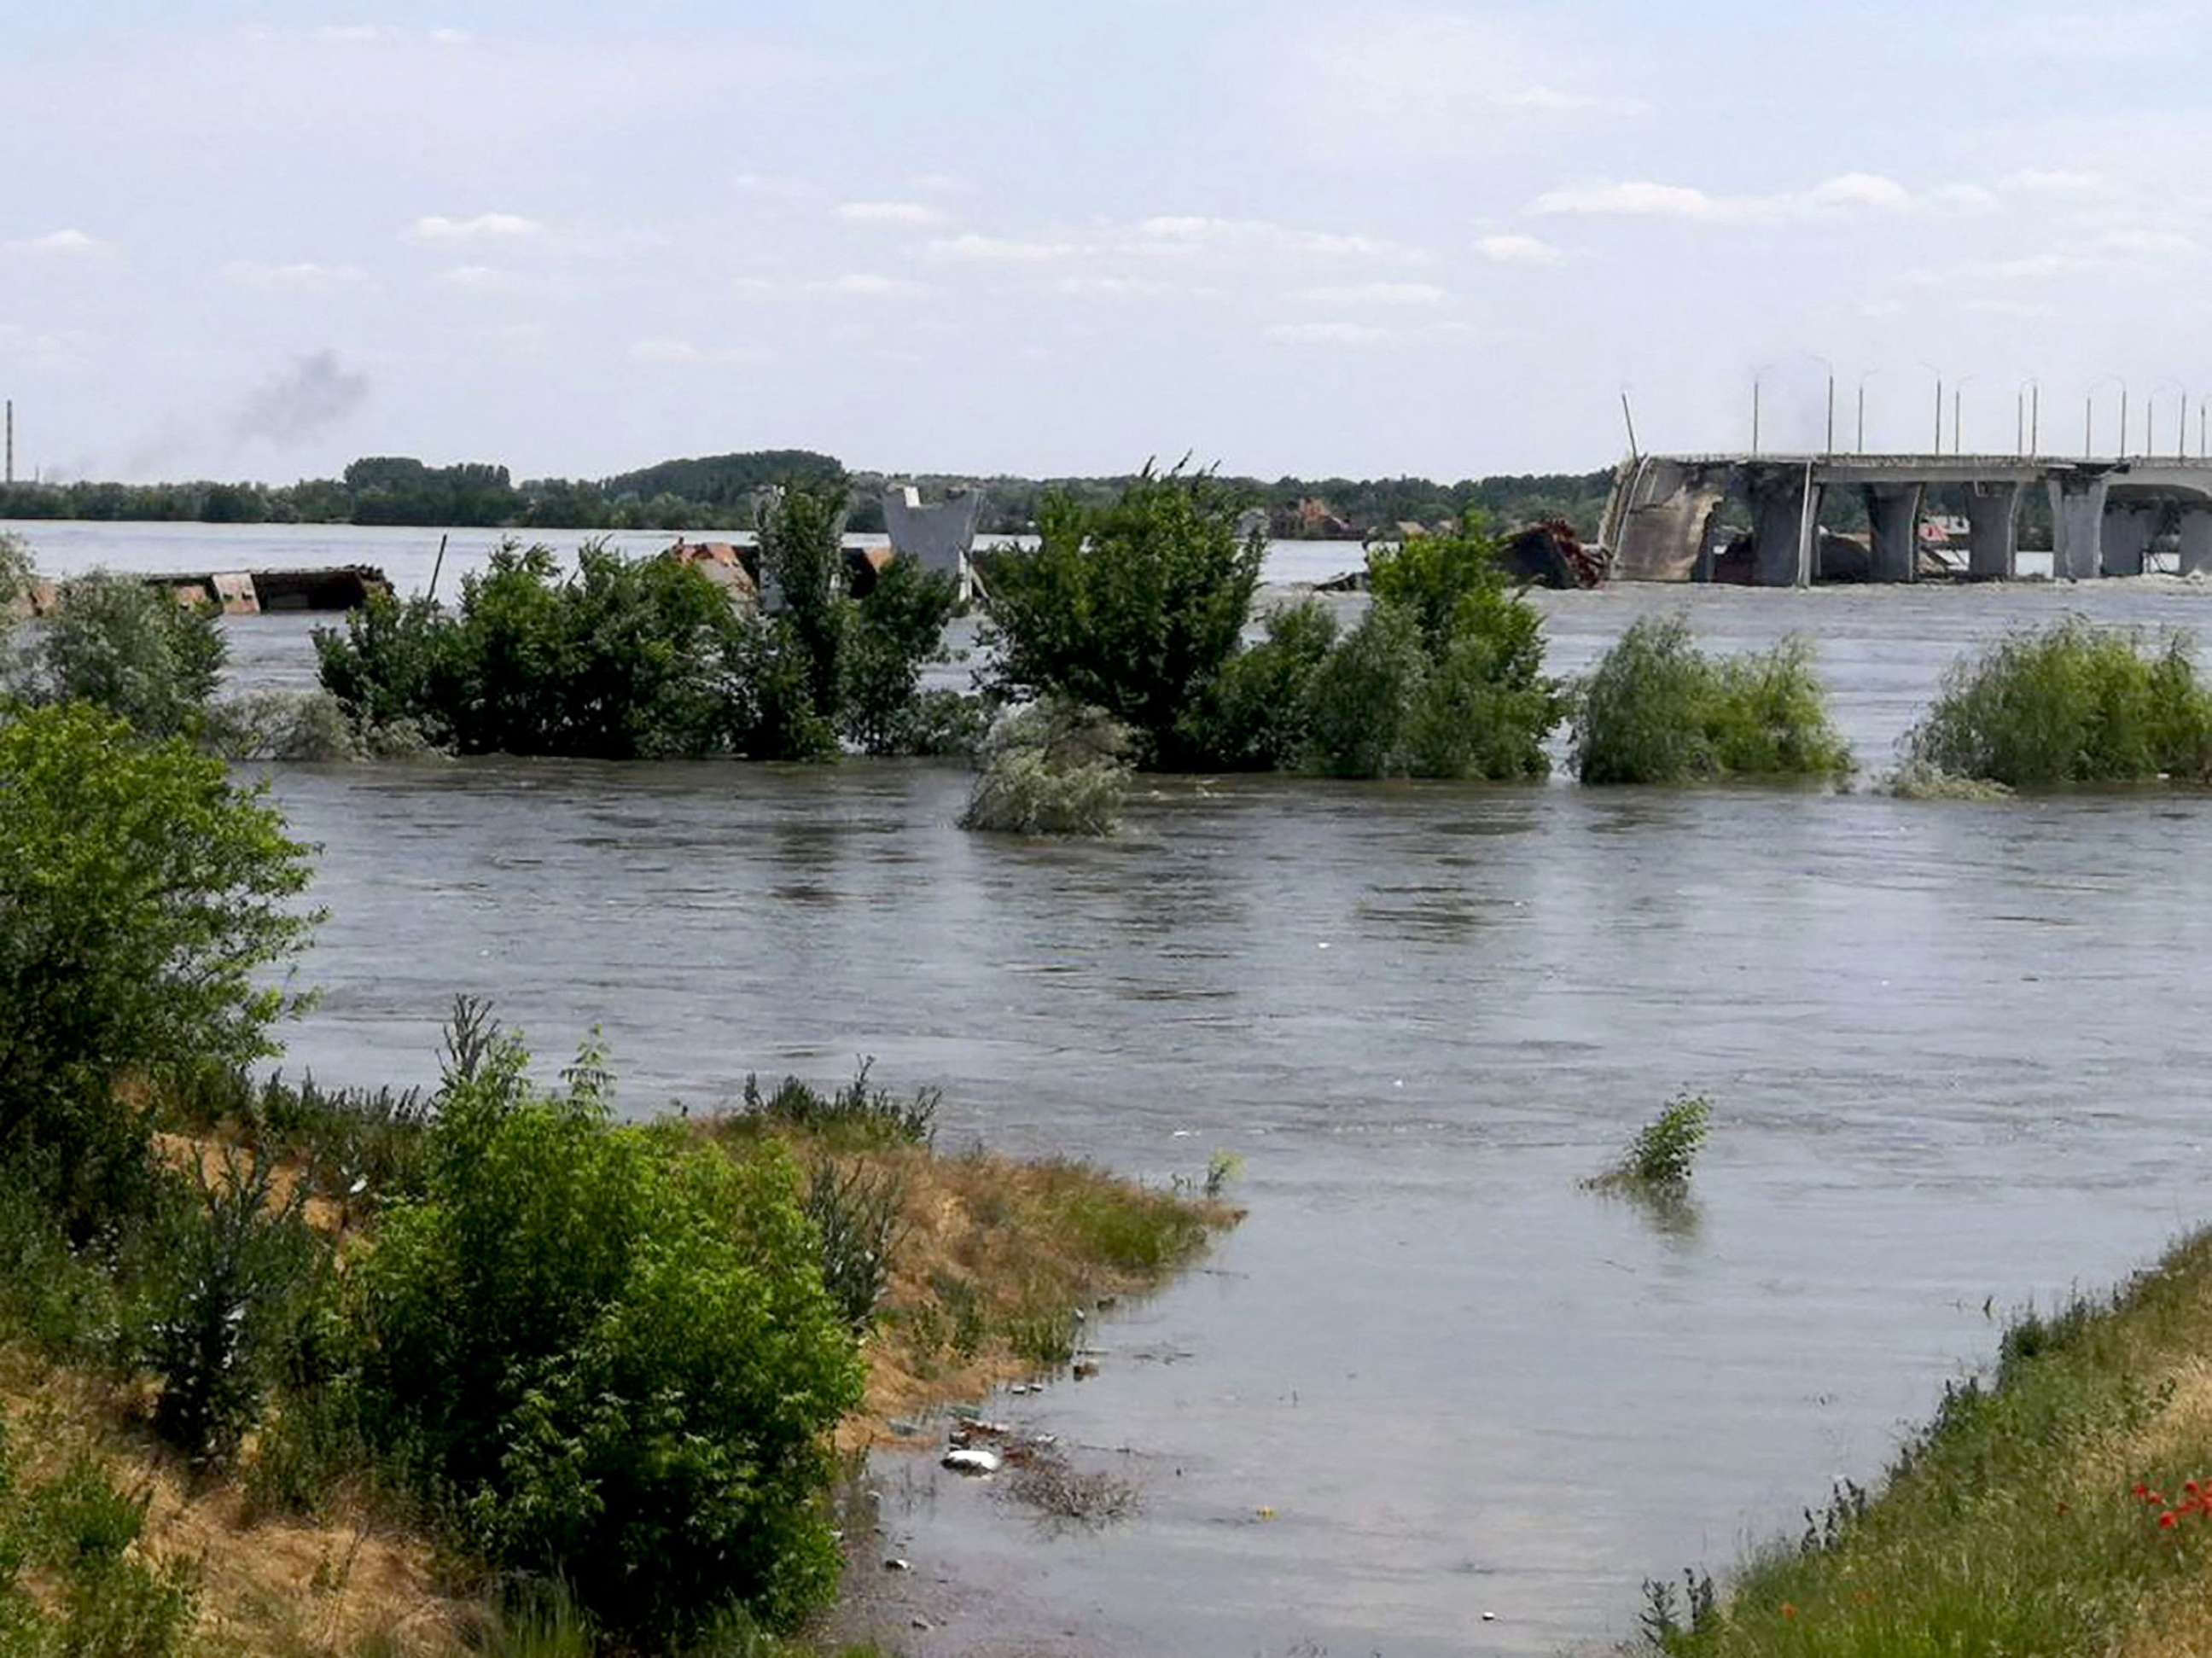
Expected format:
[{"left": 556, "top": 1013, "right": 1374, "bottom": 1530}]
[
  {"left": 352, "top": 1014, "right": 863, "bottom": 1638},
  {"left": 0, "top": 706, "right": 317, "bottom": 1226},
  {"left": 979, "top": 463, "right": 1263, "bottom": 768},
  {"left": 754, "top": 481, "right": 851, "bottom": 718},
  {"left": 841, "top": 555, "right": 959, "bottom": 755}
]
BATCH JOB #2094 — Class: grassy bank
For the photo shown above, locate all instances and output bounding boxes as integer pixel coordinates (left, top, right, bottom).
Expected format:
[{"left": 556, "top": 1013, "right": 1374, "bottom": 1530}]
[
  {"left": 1644, "top": 1228, "right": 2212, "bottom": 1656},
  {"left": 0, "top": 1059, "right": 1234, "bottom": 1658}
]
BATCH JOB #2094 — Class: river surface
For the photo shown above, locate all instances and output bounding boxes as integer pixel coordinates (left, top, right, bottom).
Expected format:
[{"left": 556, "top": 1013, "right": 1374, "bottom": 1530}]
[{"left": 15, "top": 520, "right": 2212, "bottom": 1654}]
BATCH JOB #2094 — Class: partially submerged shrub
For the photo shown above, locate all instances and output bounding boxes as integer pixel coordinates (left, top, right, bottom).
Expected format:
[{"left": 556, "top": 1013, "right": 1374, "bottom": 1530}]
[
  {"left": 1573, "top": 614, "right": 1852, "bottom": 785},
  {"left": 1586, "top": 1094, "right": 1711, "bottom": 1195},
  {"left": 13, "top": 571, "right": 224, "bottom": 739},
  {"left": 980, "top": 462, "right": 1263, "bottom": 768},
  {"left": 350, "top": 1008, "right": 863, "bottom": 1639},
  {"left": 1882, "top": 759, "right": 2015, "bottom": 801},
  {"left": 1901, "top": 617, "right": 2212, "bottom": 786},
  {"left": 1181, "top": 599, "right": 1340, "bottom": 771},
  {"left": 198, "top": 689, "right": 366, "bottom": 762},
  {"left": 1302, "top": 522, "right": 1561, "bottom": 780},
  {"left": 959, "top": 699, "right": 1132, "bottom": 836}
]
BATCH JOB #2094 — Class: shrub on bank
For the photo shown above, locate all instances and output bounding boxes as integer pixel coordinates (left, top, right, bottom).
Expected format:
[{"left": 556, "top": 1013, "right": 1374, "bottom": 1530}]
[
  {"left": 351, "top": 1014, "right": 863, "bottom": 1639},
  {"left": 0, "top": 704, "right": 317, "bottom": 1229},
  {"left": 1572, "top": 614, "right": 1852, "bottom": 785},
  {"left": 1901, "top": 618, "right": 2212, "bottom": 787},
  {"left": 958, "top": 699, "right": 1132, "bottom": 835}
]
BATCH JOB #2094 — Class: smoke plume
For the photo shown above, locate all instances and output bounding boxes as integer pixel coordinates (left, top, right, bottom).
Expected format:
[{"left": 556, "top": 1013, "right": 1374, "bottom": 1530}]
[{"left": 232, "top": 349, "right": 370, "bottom": 444}]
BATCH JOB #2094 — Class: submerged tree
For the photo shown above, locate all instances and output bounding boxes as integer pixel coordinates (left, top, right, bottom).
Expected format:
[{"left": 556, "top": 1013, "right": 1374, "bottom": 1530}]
[{"left": 979, "top": 462, "right": 1263, "bottom": 769}]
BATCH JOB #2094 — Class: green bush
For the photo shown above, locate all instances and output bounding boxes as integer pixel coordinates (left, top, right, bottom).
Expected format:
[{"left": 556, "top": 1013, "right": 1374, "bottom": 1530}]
[
  {"left": 15, "top": 572, "right": 224, "bottom": 740},
  {"left": 198, "top": 689, "right": 364, "bottom": 761},
  {"left": 958, "top": 699, "right": 1132, "bottom": 835},
  {"left": 350, "top": 1012, "right": 863, "bottom": 1639},
  {"left": 1181, "top": 599, "right": 1339, "bottom": 771},
  {"left": 840, "top": 556, "right": 962, "bottom": 756},
  {"left": 1302, "top": 603, "right": 1427, "bottom": 777},
  {"left": 1902, "top": 618, "right": 2212, "bottom": 787},
  {"left": 142, "top": 1148, "right": 323, "bottom": 1464},
  {"left": 1573, "top": 614, "right": 1852, "bottom": 785},
  {"left": 980, "top": 463, "right": 1263, "bottom": 768},
  {"left": 0, "top": 705, "right": 317, "bottom": 1229},
  {"left": 1301, "top": 525, "right": 1561, "bottom": 780},
  {"left": 736, "top": 1061, "right": 939, "bottom": 1149}
]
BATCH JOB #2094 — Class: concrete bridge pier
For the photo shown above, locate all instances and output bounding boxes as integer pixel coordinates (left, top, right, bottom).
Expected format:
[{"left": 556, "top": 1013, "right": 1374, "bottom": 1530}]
[
  {"left": 2100, "top": 503, "right": 2159, "bottom": 577},
  {"left": 2178, "top": 509, "right": 2212, "bottom": 576},
  {"left": 2048, "top": 474, "right": 2110, "bottom": 580},
  {"left": 1750, "top": 468, "right": 1821, "bottom": 586},
  {"left": 1862, "top": 484, "right": 1923, "bottom": 583},
  {"left": 1964, "top": 483, "right": 2023, "bottom": 579}
]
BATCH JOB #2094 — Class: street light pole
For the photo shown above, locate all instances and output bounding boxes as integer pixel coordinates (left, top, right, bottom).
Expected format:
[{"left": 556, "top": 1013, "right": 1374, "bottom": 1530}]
[{"left": 1752, "top": 378, "right": 1761, "bottom": 457}]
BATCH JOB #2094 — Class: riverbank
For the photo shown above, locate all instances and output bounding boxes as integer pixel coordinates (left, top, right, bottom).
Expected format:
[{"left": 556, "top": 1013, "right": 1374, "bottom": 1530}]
[
  {"left": 1649, "top": 1226, "right": 2212, "bottom": 1655},
  {"left": 0, "top": 1075, "right": 1235, "bottom": 1658}
]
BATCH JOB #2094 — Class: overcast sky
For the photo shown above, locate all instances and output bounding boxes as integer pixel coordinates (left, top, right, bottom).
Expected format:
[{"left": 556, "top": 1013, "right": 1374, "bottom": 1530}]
[{"left": 6, "top": 1, "right": 2210, "bottom": 483}]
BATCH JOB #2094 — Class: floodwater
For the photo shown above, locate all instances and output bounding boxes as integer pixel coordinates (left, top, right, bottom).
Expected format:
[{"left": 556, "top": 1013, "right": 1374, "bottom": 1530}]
[{"left": 18, "top": 519, "right": 2212, "bottom": 1655}]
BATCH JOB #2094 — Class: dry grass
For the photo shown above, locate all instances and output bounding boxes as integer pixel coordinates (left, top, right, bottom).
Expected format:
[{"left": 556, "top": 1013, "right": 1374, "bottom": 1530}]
[{"left": 0, "top": 1345, "right": 465, "bottom": 1658}]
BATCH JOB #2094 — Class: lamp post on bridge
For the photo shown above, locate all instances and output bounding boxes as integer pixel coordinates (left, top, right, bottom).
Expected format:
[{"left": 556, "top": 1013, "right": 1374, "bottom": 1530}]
[
  {"left": 1857, "top": 368, "right": 1882, "bottom": 454},
  {"left": 2154, "top": 379, "right": 2186, "bottom": 460},
  {"left": 2017, "top": 377, "right": 2040, "bottom": 457},
  {"left": 1953, "top": 375, "right": 1976, "bottom": 456},
  {"left": 1919, "top": 362, "right": 1945, "bottom": 455}
]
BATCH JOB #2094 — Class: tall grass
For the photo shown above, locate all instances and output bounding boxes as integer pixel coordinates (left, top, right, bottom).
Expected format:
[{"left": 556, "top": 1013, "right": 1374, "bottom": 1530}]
[
  {"left": 1644, "top": 1228, "right": 2212, "bottom": 1655},
  {"left": 1902, "top": 617, "right": 2212, "bottom": 787},
  {"left": 1573, "top": 614, "right": 1852, "bottom": 785}
]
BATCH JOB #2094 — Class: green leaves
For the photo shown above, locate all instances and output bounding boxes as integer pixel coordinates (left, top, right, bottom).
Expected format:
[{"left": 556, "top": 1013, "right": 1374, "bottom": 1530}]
[
  {"left": 980, "top": 463, "right": 1264, "bottom": 768},
  {"left": 0, "top": 705, "right": 317, "bottom": 1225},
  {"left": 352, "top": 1014, "right": 863, "bottom": 1638}
]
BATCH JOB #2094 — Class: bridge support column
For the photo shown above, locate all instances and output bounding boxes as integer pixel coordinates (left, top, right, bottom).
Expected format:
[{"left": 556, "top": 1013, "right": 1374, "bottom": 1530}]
[
  {"left": 2048, "top": 474, "right": 2110, "bottom": 579},
  {"left": 2178, "top": 509, "right": 2212, "bottom": 576},
  {"left": 1861, "top": 484, "right": 1923, "bottom": 583},
  {"left": 2100, "top": 503, "right": 2157, "bottom": 576},
  {"left": 1750, "top": 469, "right": 1821, "bottom": 586},
  {"left": 1964, "top": 483, "right": 2023, "bottom": 579}
]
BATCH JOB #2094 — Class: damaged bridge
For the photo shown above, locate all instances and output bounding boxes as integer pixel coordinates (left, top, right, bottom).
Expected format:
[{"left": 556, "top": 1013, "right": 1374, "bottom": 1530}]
[{"left": 1599, "top": 454, "right": 2212, "bottom": 585}]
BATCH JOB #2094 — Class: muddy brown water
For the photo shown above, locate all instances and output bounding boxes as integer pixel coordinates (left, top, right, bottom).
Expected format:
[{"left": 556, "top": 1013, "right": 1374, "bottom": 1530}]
[{"left": 20, "top": 521, "right": 2212, "bottom": 1654}]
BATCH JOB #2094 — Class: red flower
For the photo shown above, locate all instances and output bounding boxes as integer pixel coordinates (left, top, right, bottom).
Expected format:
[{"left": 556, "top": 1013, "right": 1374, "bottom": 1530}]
[{"left": 2162, "top": 1512, "right": 2179, "bottom": 1530}]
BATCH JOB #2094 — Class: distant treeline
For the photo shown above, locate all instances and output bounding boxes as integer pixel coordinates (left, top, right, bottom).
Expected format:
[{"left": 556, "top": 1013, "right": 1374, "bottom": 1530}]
[{"left": 0, "top": 450, "right": 1617, "bottom": 540}]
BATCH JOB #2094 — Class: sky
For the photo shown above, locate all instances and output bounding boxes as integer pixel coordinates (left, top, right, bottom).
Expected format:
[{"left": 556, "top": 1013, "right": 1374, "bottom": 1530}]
[{"left": 5, "top": 0, "right": 2212, "bottom": 483}]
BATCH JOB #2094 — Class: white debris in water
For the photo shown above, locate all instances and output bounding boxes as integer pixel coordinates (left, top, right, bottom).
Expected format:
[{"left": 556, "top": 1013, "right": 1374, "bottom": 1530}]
[{"left": 942, "top": 1447, "right": 1002, "bottom": 1475}]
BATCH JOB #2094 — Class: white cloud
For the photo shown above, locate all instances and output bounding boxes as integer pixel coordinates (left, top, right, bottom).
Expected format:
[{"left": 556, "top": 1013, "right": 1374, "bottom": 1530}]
[
  {"left": 836, "top": 201, "right": 945, "bottom": 225},
  {"left": 1055, "top": 275, "right": 1173, "bottom": 298},
  {"left": 1496, "top": 85, "right": 1647, "bottom": 114},
  {"left": 626, "top": 337, "right": 762, "bottom": 364},
  {"left": 11, "top": 228, "right": 108, "bottom": 255},
  {"left": 824, "top": 272, "right": 921, "bottom": 295},
  {"left": 2000, "top": 167, "right": 2106, "bottom": 195},
  {"left": 1476, "top": 233, "right": 1563, "bottom": 265},
  {"left": 1137, "top": 215, "right": 1417, "bottom": 259},
  {"left": 223, "top": 259, "right": 368, "bottom": 290},
  {"left": 1297, "top": 281, "right": 1447, "bottom": 305},
  {"left": 1533, "top": 172, "right": 1965, "bottom": 224},
  {"left": 925, "top": 233, "right": 1078, "bottom": 262},
  {"left": 436, "top": 264, "right": 526, "bottom": 291},
  {"left": 407, "top": 212, "right": 542, "bottom": 242},
  {"left": 1264, "top": 320, "right": 1391, "bottom": 345}
]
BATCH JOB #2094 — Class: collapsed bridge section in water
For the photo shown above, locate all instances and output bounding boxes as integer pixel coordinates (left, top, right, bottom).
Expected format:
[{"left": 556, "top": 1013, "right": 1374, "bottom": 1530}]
[{"left": 1598, "top": 454, "right": 2212, "bottom": 585}]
